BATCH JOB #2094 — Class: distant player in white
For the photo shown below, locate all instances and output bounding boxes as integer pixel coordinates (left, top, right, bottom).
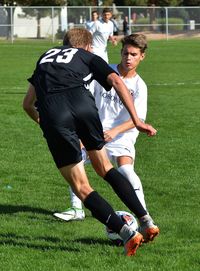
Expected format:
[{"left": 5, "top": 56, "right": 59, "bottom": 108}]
[
  {"left": 54, "top": 34, "right": 151, "bottom": 222},
  {"left": 89, "top": 7, "right": 117, "bottom": 62},
  {"left": 85, "top": 10, "right": 99, "bottom": 31}
]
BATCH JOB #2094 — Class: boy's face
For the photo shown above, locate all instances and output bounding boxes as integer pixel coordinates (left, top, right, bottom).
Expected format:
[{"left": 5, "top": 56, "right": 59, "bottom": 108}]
[
  {"left": 102, "top": 12, "right": 112, "bottom": 23},
  {"left": 121, "top": 44, "right": 145, "bottom": 72},
  {"left": 92, "top": 12, "right": 98, "bottom": 21}
]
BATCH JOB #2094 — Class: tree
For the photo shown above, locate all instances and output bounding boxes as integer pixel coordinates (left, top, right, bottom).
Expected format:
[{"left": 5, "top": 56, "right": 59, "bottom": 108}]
[
  {"left": 181, "top": 0, "right": 200, "bottom": 5},
  {"left": 67, "top": 0, "right": 97, "bottom": 5},
  {"left": 148, "top": 0, "right": 182, "bottom": 5},
  {"left": 114, "top": 0, "right": 183, "bottom": 5},
  {"left": 114, "top": 0, "right": 148, "bottom": 5}
]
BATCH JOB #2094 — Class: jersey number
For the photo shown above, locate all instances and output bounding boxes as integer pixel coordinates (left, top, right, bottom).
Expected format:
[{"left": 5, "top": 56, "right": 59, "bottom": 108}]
[{"left": 39, "top": 48, "right": 78, "bottom": 64}]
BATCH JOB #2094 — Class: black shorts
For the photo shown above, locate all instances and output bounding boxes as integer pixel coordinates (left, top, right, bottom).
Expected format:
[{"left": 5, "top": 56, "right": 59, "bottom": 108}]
[{"left": 39, "top": 89, "right": 105, "bottom": 168}]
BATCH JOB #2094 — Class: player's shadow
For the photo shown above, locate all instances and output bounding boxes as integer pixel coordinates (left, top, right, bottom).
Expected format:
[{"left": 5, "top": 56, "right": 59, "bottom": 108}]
[
  {"left": 0, "top": 204, "right": 52, "bottom": 215},
  {"left": 0, "top": 232, "right": 80, "bottom": 252},
  {"left": 0, "top": 205, "right": 115, "bottom": 250}
]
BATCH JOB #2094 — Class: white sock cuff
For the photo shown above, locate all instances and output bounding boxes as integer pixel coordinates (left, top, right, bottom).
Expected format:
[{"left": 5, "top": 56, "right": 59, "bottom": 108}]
[
  {"left": 118, "top": 164, "right": 133, "bottom": 171},
  {"left": 69, "top": 186, "right": 83, "bottom": 209}
]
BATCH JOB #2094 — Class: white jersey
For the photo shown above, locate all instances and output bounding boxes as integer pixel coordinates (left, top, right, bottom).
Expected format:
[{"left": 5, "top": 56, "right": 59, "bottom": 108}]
[
  {"left": 91, "top": 64, "right": 148, "bottom": 159},
  {"left": 85, "top": 20, "right": 95, "bottom": 31},
  {"left": 89, "top": 19, "right": 114, "bottom": 62}
]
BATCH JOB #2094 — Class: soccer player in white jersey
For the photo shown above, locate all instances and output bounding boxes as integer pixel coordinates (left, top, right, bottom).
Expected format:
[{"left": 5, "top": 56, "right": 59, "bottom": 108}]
[
  {"left": 54, "top": 34, "right": 156, "bottom": 231},
  {"left": 85, "top": 10, "right": 99, "bottom": 31},
  {"left": 89, "top": 7, "right": 117, "bottom": 62}
]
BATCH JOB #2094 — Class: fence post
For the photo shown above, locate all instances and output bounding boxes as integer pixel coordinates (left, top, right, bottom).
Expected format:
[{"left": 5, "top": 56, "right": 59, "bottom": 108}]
[
  {"left": 89, "top": 6, "right": 92, "bottom": 21},
  {"left": 52, "top": 7, "right": 54, "bottom": 43},
  {"left": 128, "top": 7, "right": 131, "bottom": 34},
  {"left": 11, "top": 6, "right": 14, "bottom": 43},
  {"left": 165, "top": 6, "right": 169, "bottom": 41},
  {"left": 66, "top": 6, "right": 68, "bottom": 31}
]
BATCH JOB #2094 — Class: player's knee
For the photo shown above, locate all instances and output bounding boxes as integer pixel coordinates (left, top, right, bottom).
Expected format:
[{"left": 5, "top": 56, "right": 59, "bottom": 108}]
[
  {"left": 93, "top": 163, "right": 113, "bottom": 178},
  {"left": 76, "top": 183, "right": 93, "bottom": 201}
]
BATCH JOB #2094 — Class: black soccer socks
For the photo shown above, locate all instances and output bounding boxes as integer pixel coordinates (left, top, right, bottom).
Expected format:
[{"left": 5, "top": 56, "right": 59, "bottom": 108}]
[
  {"left": 104, "top": 168, "right": 147, "bottom": 218},
  {"left": 84, "top": 191, "right": 124, "bottom": 233}
]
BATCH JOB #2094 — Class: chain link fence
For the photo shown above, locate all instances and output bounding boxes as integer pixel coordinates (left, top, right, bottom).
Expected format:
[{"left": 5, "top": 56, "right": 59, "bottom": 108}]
[{"left": 0, "top": 5, "right": 200, "bottom": 42}]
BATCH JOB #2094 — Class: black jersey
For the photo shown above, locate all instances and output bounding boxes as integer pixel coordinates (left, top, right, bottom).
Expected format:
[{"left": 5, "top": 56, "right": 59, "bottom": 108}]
[
  {"left": 28, "top": 45, "right": 116, "bottom": 102},
  {"left": 28, "top": 46, "right": 118, "bottom": 167}
]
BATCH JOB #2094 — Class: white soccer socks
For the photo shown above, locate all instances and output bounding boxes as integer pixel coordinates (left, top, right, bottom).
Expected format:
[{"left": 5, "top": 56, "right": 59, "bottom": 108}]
[{"left": 118, "top": 164, "right": 147, "bottom": 211}]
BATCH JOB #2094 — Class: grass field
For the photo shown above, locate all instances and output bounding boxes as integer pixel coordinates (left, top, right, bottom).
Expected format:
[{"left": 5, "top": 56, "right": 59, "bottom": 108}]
[{"left": 0, "top": 38, "right": 200, "bottom": 271}]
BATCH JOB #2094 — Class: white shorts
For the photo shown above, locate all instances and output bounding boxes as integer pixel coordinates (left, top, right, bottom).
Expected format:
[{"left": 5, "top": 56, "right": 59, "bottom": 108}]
[
  {"left": 82, "top": 133, "right": 138, "bottom": 164},
  {"left": 105, "top": 135, "right": 136, "bottom": 163}
]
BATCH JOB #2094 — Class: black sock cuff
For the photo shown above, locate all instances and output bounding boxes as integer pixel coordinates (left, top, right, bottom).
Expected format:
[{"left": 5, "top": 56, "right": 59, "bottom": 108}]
[
  {"left": 104, "top": 168, "right": 116, "bottom": 183},
  {"left": 83, "top": 191, "right": 98, "bottom": 207}
]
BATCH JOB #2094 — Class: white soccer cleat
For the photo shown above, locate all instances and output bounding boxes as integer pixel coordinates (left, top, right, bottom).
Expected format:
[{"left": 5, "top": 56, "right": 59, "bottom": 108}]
[{"left": 53, "top": 207, "right": 85, "bottom": 222}]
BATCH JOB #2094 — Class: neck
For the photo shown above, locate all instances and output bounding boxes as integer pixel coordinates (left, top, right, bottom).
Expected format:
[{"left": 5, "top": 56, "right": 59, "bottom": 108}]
[{"left": 117, "top": 64, "right": 137, "bottom": 79}]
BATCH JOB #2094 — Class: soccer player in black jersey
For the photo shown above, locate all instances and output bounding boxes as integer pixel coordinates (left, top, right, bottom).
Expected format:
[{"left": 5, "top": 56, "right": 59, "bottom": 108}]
[{"left": 23, "top": 28, "right": 159, "bottom": 256}]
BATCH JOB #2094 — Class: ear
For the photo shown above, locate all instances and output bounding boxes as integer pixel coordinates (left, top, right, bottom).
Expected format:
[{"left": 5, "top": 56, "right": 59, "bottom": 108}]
[
  {"left": 141, "top": 52, "right": 145, "bottom": 61},
  {"left": 84, "top": 44, "right": 92, "bottom": 52}
]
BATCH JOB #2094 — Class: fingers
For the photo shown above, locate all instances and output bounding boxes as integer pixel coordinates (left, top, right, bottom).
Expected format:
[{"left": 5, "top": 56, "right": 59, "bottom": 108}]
[{"left": 146, "top": 124, "right": 157, "bottom": 136}]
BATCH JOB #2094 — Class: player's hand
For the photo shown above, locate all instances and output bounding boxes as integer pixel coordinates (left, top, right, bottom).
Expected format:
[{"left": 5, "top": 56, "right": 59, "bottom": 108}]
[
  {"left": 113, "top": 40, "right": 118, "bottom": 46},
  {"left": 136, "top": 122, "right": 157, "bottom": 137},
  {"left": 104, "top": 129, "right": 118, "bottom": 142}
]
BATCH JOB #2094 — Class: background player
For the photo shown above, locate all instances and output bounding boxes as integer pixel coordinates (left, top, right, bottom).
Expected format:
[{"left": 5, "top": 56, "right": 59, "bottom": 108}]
[
  {"left": 89, "top": 7, "right": 117, "bottom": 62},
  {"left": 85, "top": 10, "right": 99, "bottom": 31}
]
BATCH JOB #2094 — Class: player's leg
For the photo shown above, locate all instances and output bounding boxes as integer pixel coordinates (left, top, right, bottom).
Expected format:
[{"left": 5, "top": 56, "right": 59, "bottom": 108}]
[
  {"left": 53, "top": 186, "right": 85, "bottom": 221},
  {"left": 53, "top": 148, "right": 88, "bottom": 221},
  {"left": 117, "top": 156, "right": 147, "bottom": 211},
  {"left": 88, "top": 148, "right": 159, "bottom": 242},
  {"left": 59, "top": 161, "right": 143, "bottom": 255},
  {"left": 88, "top": 147, "right": 146, "bottom": 217}
]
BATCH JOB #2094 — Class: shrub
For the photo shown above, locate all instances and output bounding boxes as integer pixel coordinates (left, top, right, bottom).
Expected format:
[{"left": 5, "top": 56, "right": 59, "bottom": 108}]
[{"left": 131, "top": 17, "right": 184, "bottom": 32}]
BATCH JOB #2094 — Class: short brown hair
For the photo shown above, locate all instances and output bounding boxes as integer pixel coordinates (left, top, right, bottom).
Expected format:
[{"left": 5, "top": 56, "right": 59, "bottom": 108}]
[
  {"left": 121, "top": 34, "right": 147, "bottom": 53},
  {"left": 92, "top": 10, "right": 98, "bottom": 16},
  {"left": 102, "top": 7, "right": 112, "bottom": 14},
  {"left": 63, "top": 28, "right": 92, "bottom": 48}
]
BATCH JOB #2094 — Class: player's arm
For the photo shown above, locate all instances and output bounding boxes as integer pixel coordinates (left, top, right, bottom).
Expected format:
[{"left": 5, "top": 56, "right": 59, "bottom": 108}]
[
  {"left": 108, "top": 35, "right": 118, "bottom": 46},
  {"left": 106, "top": 72, "right": 156, "bottom": 136},
  {"left": 104, "top": 119, "right": 134, "bottom": 142},
  {"left": 23, "top": 83, "right": 39, "bottom": 124}
]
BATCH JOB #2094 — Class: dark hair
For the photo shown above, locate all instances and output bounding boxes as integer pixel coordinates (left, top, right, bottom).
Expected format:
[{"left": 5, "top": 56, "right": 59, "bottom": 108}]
[
  {"left": 121, "top": 33, "right": 147, "bottom": 53},
  {"left": 63, "top": 28, "right": 92, "bottom": 48},
  {"left": 92, "top": 10, "right": 98, "bottom": 15},
  {"left": 102, "top": 8, "right": 112, "bottom": 14}
]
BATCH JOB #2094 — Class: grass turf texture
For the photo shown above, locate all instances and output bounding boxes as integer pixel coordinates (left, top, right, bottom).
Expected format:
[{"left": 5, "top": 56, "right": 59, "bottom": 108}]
[{"left": 0, "top": 39, "right": 200, "bottom": 270}]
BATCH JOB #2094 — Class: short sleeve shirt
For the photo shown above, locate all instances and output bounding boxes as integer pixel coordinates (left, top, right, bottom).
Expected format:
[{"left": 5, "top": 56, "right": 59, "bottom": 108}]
[
  {"left": 90, "top": 19, "right": 114, "bottom": 50},
  {"left": 28, "top": 46, "right": 116, "bottom": 102},
  {"left": 92, "top": 64, "right": 148, "bottom": 135}
]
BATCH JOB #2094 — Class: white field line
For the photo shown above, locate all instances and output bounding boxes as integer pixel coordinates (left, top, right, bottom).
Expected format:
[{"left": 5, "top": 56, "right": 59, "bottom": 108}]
[
  {"left": 0, "top": 81, "right": 200, "bottom": 92},
  {"left": 149, "top": 81, "right": 200, "bottom": 86}
]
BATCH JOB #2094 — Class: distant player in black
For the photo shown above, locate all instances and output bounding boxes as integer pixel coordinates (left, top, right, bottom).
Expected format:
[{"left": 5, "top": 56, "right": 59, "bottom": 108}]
[{"left": 23, "top": 28, "right": 159, "bottom": 256}]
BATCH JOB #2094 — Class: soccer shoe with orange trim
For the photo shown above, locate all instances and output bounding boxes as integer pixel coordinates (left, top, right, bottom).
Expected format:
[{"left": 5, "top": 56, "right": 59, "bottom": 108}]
[
  {"left": 138, "top": 220, "right": 159, "bottom": 243},
  {"left": 124, "top": 232, "right": 143, "bottom": 256}
]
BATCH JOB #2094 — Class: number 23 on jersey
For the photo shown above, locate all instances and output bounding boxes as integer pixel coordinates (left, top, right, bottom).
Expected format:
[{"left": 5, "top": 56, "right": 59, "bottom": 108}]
[{"left": 39, "top": 48, "right": 78, "bottom": 65}]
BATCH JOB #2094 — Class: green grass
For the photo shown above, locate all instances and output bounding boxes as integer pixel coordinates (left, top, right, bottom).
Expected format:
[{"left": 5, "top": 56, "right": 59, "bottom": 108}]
[{"left": 0, "top": 39, "right": 200, "bottom": 270}]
